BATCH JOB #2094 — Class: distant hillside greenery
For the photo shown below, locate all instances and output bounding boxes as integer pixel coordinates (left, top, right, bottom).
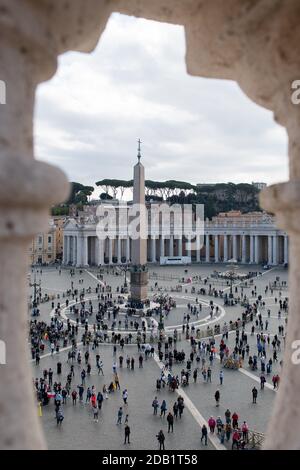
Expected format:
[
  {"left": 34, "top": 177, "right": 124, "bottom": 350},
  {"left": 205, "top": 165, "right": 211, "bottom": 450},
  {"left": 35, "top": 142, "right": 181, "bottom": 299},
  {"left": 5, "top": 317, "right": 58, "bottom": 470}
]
[
  {"left": 52, "top": 180, "right": 261, "bottom": 219},
  {"left": 51, "top": 182, "right": 94, "bottom": 216},
  {"left": 96, "top": 179, "right": 261, "bottom": 219},
  {"left": 170, "top": 182, "right": 261, "bottom": 219}
]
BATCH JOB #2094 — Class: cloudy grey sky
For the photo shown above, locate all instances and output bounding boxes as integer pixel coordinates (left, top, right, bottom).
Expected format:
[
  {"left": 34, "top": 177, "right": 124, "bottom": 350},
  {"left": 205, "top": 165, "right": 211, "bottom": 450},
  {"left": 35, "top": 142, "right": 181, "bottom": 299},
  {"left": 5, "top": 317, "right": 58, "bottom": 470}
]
[{"left": 35, "top": 13, "right": 288, "bottom": 198}]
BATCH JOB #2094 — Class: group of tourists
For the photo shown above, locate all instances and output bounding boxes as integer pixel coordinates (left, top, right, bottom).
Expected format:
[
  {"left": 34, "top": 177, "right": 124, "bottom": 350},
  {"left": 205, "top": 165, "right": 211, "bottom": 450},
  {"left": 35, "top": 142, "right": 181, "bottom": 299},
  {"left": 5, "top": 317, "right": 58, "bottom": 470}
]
[{"left": 29, "top": 266, "right": 286, "bottom": 450}]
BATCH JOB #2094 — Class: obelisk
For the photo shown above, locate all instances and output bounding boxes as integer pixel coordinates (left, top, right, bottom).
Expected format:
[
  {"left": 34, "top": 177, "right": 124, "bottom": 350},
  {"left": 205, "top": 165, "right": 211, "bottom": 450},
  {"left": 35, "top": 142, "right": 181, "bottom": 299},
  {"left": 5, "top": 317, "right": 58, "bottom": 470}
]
[{"left": 129, "top": 139, "right": 148, "bottom": 308}]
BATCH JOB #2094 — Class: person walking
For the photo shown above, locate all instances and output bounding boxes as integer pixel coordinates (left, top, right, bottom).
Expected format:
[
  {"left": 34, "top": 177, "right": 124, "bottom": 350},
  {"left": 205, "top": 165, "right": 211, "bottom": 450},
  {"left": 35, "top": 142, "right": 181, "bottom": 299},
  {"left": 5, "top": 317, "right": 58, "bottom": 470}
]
[
  {"left": 117, "top": 407, "right": 123, "bottom": 425},
  {"left": 71, "top": 390, "right": 77, "bottom": 405},
  {"left": 97, "top": 360, "right": 104, "bottom": 375},
  {"left": 215, "top": 390, "right": 220, "bottom": 407},
  {"left": 122, "top": 389, "right": 128, "bottom": 405},
  {"left": 97, "top": 391, "right": 103, "bottom": 410},
  {"left": 208, "top": 416, "right": 216, "bottom": 433},
  {"left": 93, "top": 405, "right": 99, "bottom": 423},
  {"left": 242, "top": 421, "right": 249, "bottom": 442},
  {"left": 173, "top": 401, "right": 179, "bottom": 419},
  {"left": 201, "top": 424, "right": 208, "bottom": 445},
  {"left": 85, "top": 387, "right": 92, "bottom": 403},
  {"left": 178, "top": 396, "right": 184, "bottom": 419},
  {"left": 167, "top": 412, "right": 174, "bottom": 433},
  {"left": 232, "top": 411, "right": 239, "bottom": 429},
  {"left": 225, "top": 422, "right": 232, "bottom": 441},
  {"left": 219, "top": 370, "right": 224, "bottom": 385},
  {"left": 252, "top": 386, "right": 258, "bottom": 404},
  {"left": 160, "top": 399, "right": 167, "bottom": 417},
  {"left": 232, "top": 429, "right": 240, "bottom": 450},
  {"left": 156, "top": 430, "right": 165, "bottom": 450},
  {"left": 152, "top": 397, "right": 159, "bottom": 415},
  {"left": 220, "top": 425, "right": 225, "bottom": 444},
  {"left": 124, "top": 424, "right": 131, "bottom": 444},
  {"left": 225, "top": 408, "right": 231, "bottom": 424},
  {"left": 56, "top": 406, "right": 64, "bottom": 426},
  {"left": 77, "top": 384, "right": 84, "bottom": 402}
]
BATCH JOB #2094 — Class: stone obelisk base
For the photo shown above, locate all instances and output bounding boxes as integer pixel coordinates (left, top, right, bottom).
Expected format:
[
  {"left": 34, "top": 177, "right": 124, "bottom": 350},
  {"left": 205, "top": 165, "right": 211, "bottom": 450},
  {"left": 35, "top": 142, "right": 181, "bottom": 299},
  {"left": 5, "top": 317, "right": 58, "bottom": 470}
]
[{"left": 128, "top": 265, "right": 149, "bottom": 311}]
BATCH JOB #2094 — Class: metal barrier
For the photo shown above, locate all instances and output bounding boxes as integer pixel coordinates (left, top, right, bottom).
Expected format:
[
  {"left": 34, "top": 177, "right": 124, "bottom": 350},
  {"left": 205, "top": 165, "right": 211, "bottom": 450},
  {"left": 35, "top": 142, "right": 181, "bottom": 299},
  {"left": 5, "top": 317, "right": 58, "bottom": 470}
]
[{"left": 247, "top": 430, "right": 265, "bottom": 449}]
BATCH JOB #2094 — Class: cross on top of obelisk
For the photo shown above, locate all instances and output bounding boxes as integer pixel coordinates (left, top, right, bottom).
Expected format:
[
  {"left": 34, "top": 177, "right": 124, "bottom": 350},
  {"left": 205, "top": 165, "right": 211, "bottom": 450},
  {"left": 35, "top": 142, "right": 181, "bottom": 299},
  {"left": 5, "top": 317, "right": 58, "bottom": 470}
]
[{"left": 137, "top": 138, "right": 142, "bottom": 162}]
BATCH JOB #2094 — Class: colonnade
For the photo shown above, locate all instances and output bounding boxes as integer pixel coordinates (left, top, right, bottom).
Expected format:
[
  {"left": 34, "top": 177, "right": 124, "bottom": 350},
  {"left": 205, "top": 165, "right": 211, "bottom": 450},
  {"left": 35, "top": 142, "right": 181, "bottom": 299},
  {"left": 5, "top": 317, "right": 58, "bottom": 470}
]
[{"left": 63, "top": 232, "right": 289, "bottom": 266}]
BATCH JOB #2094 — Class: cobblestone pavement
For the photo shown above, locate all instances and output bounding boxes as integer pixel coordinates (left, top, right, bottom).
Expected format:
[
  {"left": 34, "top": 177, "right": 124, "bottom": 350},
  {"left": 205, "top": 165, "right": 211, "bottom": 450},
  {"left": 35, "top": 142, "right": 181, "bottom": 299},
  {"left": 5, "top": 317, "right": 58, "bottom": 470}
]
[{"left": 28, "top": 263, "right": 288, "bottom": 450}]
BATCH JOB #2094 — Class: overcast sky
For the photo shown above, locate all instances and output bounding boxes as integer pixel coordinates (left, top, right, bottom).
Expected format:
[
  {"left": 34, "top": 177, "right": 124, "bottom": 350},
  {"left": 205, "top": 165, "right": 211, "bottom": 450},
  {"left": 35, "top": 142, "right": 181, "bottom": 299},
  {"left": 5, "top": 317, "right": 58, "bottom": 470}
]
[{"left": 35, "top": 13, "right": 289, "bottom": 198}]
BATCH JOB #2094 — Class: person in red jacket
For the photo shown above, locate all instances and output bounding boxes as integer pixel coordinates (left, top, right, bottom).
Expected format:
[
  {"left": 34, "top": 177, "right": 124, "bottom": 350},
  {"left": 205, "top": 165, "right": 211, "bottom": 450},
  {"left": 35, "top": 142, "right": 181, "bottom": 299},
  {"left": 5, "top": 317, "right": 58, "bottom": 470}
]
[
  {"left": 208, "top": 416, "right": 216, "bottom": 433},
  {"left": 232, "top": 429, "right": 240, "bottom": 450},
  {"left": 232, "top": 411, "right": 239, "bottom": 429}
]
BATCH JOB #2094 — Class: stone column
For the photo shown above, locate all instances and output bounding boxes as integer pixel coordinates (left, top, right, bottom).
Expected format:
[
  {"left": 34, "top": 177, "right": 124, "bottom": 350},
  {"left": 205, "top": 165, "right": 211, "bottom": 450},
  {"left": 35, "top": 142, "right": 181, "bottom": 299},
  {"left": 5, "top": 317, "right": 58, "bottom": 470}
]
[
  {"left": 250, "top": 235, "right": 254, "bottom": 263},
  {"left": 95, "top": 237, "right": 99, "bottom": 266},
  {"left": 232, "top": 235, "right": 237, "bottom": 261},
  {"left": 272, "top": 235, "right": 278, "bottom": 265},
  {"left": 76, "top": 235, "right": 83, "bottom": 267},
  {"left": 205, "top": 234, "right": 210, "bottom": 262},
  {"left": 83, "top": 236, "right": 88, "bottom": 266},
  {"left": 63, "top": 235, "right": 68, "bottom": 264},
  {"left": 69, "top": 236, "right": 73, "bottom": 264},
  {"left": 178, "top": 237, "right": 183, "bottom": 257},
  {"left": 214, "top": 235, "right": 219, "bottom": 263},
  {"left": 261, "top": 180, "right": 300, "bottom": 449},
  {"left": 284, "top": 235, "right": 288, "bottom": 265},
  {"left": 0, "top": 10, "right": 69, "bottom": 449},
  {"left": 108, "top": 238, "right": 113, "bottom": 265},
  {"left": 254, "top": 235, "right": 260, "bottom": 264},
  {"left": 64, "top": 236, "right": 69, "bottom": 264},
  {"left": 99, "top": 238, "right": 104, "bottom": 266},
  {"left": 70, "top": 236, "right": 74, "bottom": 264},
  {"left": 160, "top": 236, "right": 165, "bottom": 258},
  {"left": 196, "top": 235, "right": 201, "bottom": 262},
  {"left": 169, "top": 235, "right": 174, "bottom": 257},
  {"left": 126, "top": 237, "right": 130, "bottom": 262},
  {"left": 72, "top": 236, "right": 77, "bottom": 266},
  {"left": 241, "top": 235, "right": 246, "bottom": 263},
  {"left": 268, "top": 235, "right": 273, "bottom": 266},
  {"left": 68, "top": 236, "right": 72, "bottom": 264},
  {"left": 223, "top": 235, "right": 228, "bottom": 262},
  {"left": 117, "top": 236, "right": 122, "bottom": 264},
  {"left": 151, "top": 237, "right": 156, "bottom": 262},
  {"left": 186, "top": 237, "right": 191, "bottom": 259},
  {"left": 69, "top": 236, "right": 72, "bottom": 264}
]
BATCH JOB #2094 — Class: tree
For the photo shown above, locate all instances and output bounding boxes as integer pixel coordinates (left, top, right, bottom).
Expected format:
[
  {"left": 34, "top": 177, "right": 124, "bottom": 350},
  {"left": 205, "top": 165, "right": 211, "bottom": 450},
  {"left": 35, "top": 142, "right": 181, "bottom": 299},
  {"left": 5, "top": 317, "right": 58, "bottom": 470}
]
[
  {"left": 66, "top": 182, "right": 94, "bottom": 205},
  {"left": 99, "top": 192, "right": 113, "bottom": 200},
  {"left": 95, "top": 179, "right": 133, "bottom": 199}
]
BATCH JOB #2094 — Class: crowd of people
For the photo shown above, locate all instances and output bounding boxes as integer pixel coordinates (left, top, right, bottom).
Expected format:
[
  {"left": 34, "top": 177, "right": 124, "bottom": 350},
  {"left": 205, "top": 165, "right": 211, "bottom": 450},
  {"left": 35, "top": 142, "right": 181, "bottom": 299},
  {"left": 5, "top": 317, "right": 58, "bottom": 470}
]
[{"left": 29, "top": 266, "right": 287, "bottom": 450}]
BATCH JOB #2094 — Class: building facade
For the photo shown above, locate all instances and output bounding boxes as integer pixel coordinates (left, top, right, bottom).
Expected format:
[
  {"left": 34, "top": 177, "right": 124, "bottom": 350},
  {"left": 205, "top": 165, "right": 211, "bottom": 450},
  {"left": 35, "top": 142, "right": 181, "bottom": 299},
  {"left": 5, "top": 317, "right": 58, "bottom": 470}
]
[
  {"left": 29, "top": 221, "right": 57, "bottom": 265},
  {"left": 63, "top": 207, "right": 288, "bottom": 267},
  {"left": 51, "top": 216, "right": 66, "bottom": 260}
]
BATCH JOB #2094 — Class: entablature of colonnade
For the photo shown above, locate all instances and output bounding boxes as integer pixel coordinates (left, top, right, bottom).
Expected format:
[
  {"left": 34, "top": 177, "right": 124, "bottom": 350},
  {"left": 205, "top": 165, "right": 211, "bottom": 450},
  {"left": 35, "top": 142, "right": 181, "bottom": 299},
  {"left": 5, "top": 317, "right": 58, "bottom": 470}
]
[{"left": 204, "top": 229, "right": 288, "bottom": 236}]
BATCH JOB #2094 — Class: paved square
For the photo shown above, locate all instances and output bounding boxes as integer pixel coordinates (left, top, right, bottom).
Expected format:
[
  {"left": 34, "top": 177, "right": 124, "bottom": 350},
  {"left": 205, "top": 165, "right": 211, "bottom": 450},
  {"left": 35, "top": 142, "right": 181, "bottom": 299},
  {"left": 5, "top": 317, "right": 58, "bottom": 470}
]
[{"left": 29, "top": 263, "right": 287, "bottom": 450}]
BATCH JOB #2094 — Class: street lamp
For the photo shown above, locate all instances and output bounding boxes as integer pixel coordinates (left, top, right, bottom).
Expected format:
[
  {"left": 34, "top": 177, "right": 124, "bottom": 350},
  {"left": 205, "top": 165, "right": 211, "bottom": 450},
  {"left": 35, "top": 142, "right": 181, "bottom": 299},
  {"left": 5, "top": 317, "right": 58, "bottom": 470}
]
[
  {"left": 156, "top": 294, "right": 165, "bottom": 331},
  {"left": 119, "top": 263, "right": 130, "bottom": 290},
  {"left": 29, "top": 271, "right": 41, "bottom": 308},
  {"left": 226, "top": 258, "right": 239, "bottom": 298}
]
